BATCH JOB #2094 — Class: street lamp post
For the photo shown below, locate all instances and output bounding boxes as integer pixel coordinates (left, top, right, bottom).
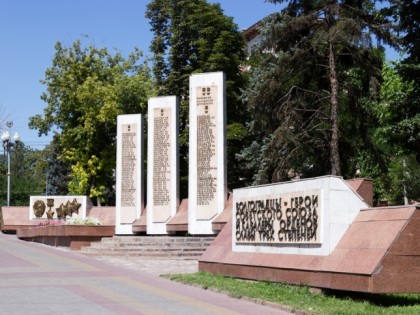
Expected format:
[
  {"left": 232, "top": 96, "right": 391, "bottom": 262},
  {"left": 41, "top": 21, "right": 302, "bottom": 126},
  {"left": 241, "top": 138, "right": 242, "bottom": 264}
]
[{"left": 2, "top": 121, "right": 20, "bottom": 207}]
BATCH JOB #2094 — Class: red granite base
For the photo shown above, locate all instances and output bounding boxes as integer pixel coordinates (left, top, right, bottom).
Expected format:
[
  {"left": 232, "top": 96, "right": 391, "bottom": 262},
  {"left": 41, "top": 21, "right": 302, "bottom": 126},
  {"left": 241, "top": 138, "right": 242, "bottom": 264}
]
[
  {"left": 199, "top": 205, "right": 420, "bottom": 293},
  {"left": 1, "top": 207, "right": 35, "bottom": 233},
  {"left": 17, "top": 225, "right": 115, "bottom": 250},
  {"left": 132, "top": 206, "right": 147, "bottom": 233},
  {"left": 166, "top": 199, "right": 189, "bottom": 233},
  {"left": 212, "top": 194, "right": 232, "bottom": 232}
]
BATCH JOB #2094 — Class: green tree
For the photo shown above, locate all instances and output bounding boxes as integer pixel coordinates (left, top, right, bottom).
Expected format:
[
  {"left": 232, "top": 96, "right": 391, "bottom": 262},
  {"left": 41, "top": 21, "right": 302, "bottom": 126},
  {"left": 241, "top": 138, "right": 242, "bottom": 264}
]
[
  {"left": 0, "top": 142, "right": 47, "bottom": 206},
  {"left": 146, "top": 0, "right": 248, "bottom": 194},
  {"left": 240, "top": 0, "right": 397, "bottom": 184},
  {"left": 29, "top": 39, "right": 155, "bottom": 205},
  {"left": 45, "top": 134, "right": 71, "bottom": 196},
  {"left": 379, "top": 0, "right": 420, "bottom": 204},
  {"left": 393, "top": 0, "right": 420, "bottom": 162},
  {"left": 369, "top": 60, "right": 420, "bottom": 205}
]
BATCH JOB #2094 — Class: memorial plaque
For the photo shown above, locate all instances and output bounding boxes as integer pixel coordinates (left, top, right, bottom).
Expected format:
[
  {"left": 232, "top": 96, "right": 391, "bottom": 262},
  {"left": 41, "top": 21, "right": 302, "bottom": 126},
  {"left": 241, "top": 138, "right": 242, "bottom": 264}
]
[
  {"left": 235, "top": 190, "right": 321, "bottom": 244},
  {"left": 121, "top": 123, "right": 137, "bottom": 222},
  {"left": 153, "top": 108, "right": 171, "bottom": 210},
  {"left": 189, "top": 72, "right": 227, "bottom": 235},
  {"left": 29, "top": 196, "right": 90, "bottom": 220},
  {"left": 196, "top": 86, "right": 218, "bottom": 218},
  {"left": 232, "top": 176, "right": 373, "bottom": 256},
  {"left": 147, "top": 96, "right": 179, "bottom": 234},
  {"left": 116, "top": 114, "right": 144, "bottom": 235}
]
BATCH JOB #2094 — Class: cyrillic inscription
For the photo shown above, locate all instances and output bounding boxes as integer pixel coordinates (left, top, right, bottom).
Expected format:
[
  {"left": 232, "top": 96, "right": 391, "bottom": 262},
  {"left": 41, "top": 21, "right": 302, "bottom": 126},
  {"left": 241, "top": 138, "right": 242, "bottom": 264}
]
[
  {"left": 235, "top": 190, "right": 321, "bottom": 244},
  {"left": 153, "top": 108, "right": 171, "bottom": 206},
  {"left": 196, "top": 86, "right": 217, "bottom": 209},
  {"left": 121, "top": 124, "right": 137, "bottom": 207}
]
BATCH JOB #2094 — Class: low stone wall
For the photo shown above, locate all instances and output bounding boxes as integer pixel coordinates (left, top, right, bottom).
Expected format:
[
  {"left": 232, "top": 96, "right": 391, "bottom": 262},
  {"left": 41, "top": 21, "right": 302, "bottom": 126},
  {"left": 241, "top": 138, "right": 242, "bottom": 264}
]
[
  {"left": 1, "top": 206, "right": 34, "bottom": 233},
  {"left": 1, "top": 206, "right": 115, "bottom": 233},
  {"left": 17, "top": 225, "right": 115, "bottom": 250}
]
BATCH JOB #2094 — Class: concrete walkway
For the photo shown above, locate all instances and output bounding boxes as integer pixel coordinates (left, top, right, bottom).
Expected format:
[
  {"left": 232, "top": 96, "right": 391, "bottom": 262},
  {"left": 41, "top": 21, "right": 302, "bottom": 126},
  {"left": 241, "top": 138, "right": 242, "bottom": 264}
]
[{"left": 0, "top": 233, "right": 292, "bottom": 315}]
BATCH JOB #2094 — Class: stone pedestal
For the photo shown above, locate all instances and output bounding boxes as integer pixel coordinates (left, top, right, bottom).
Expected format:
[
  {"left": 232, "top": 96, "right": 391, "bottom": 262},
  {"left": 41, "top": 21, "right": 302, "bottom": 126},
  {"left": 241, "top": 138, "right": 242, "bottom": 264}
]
[
  {"left": 147, "top": 96, "right": 179, "bottom": 234},
  {"left": 115, "top": 114, "right": 144, "bottom": 235},
  {"left": 200, "top": 176, "right": 420, "bottom": 293},
  {"left": 188, "top": 72, "right": 227, "bottom": 234}
]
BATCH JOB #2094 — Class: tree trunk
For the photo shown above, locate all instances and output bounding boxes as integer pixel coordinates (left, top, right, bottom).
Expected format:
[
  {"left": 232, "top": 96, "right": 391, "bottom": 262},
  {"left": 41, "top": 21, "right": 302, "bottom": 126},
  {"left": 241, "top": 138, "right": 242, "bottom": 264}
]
[{"left": 328, "top": 40, "right": 341, "bottom": 176}]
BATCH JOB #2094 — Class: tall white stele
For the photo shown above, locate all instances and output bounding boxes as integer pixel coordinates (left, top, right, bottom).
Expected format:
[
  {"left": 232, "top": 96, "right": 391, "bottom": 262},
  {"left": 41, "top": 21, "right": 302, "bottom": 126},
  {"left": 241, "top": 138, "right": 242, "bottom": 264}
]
[
  {"left": 147, "top": 96, "right": 179, "bottom": 234},
  {"left": 189, "top": 72, "right": 227, "bottom": 234},
  {"left": 115, "top": 114, "right": 144, "bottom": 235}
]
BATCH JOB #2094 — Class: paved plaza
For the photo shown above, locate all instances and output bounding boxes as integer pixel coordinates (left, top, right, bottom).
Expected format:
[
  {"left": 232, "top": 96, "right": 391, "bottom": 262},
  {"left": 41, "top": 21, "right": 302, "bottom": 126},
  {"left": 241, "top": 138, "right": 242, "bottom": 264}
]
[{"left": 0, "top": 232, "right": 292, "bottom": 315}]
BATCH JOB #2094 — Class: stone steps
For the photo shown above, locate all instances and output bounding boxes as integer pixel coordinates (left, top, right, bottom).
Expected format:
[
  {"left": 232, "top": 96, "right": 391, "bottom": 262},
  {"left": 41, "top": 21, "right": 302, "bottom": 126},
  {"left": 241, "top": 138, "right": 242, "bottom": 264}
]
[{"left": 79, "top": 236, "right": 215, "bottom": 259}]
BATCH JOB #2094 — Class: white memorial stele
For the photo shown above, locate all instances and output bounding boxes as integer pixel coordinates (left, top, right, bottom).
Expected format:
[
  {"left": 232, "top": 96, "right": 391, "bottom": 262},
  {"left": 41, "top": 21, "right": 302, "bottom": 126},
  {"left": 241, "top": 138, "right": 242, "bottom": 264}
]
[
  {"left": 115, "top": 114, "right": 144, "bottom": 235},
  {"left": 147, "top": 96, "right": 179, "bottom": 234},
  {"left": 188, "top": 72, "right": 227, "bottom": 235},
  {"left": 232, "top": 176, "right": 370, "bottom": 256}
]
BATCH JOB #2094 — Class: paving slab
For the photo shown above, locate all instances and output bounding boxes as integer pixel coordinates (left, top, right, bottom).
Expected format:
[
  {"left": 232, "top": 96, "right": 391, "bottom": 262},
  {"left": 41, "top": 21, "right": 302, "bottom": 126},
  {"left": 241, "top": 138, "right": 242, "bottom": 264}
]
[
  {"left": 91, "top": 256, "right": 199, "bottom": 276},
  {"left": 0, "top": 232, "right": 292, "bottom": 315}
]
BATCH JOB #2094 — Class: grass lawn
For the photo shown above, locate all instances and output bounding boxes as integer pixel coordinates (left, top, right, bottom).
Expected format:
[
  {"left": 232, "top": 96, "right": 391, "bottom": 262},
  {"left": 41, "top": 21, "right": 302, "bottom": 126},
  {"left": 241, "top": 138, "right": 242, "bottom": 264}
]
[{"left": 163, "top": 272, "right": 420, "bottom": 315}]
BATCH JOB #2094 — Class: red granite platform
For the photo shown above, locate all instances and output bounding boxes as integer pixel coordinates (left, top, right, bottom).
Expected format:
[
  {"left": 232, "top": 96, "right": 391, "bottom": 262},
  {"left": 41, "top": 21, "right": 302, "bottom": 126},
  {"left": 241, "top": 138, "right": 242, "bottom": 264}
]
[
  {"left": 16, "top": 225, "right": 115, "bottom": 250},
  {"left": 199, "top": 205, "right": 420, "bottom": 293},
  {"left": 0, "top": 207, "right": 34, "bottom": 232},
  {"left": 132, "top": 199, "right": 190, "bottom": 234},
  {"left": 132, "top": 206, "right": 148, "bottom": 233},
  {"left": 2, "top": 206, "right": 116, "bottom": 250},
  {"left": 212, "top": 193, "right": 233, "bottom": 232},
  {"left": 346, "top": 178, "right": 374, "bottom": 206},
  {"left": 166, "top": 198, "right": 189, "bottom": 233},
  {"left": 1, "top": 206, "right": 115, "bottom": 232}
]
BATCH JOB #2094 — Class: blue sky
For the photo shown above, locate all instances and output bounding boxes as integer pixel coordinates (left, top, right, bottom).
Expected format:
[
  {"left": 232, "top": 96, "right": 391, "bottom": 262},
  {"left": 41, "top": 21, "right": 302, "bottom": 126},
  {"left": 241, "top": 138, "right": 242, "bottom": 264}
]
[{"left": 0, "top": 0, "right": 397, "bottom": 149}]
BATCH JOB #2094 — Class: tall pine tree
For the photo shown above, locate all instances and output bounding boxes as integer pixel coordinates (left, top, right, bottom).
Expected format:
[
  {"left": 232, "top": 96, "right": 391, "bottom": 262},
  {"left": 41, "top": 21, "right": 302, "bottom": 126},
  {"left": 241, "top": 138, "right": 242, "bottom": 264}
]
[
  {"left": 240, "top": 0, "right": 397, "bottom": 183},
  {"left": 395, "top": 0, "right": 420, "bottom": 162}
]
